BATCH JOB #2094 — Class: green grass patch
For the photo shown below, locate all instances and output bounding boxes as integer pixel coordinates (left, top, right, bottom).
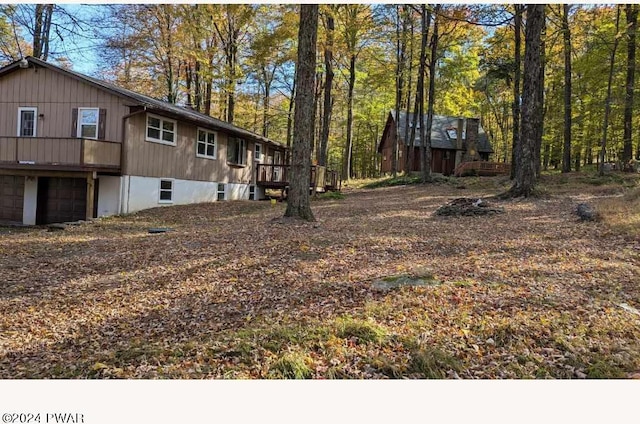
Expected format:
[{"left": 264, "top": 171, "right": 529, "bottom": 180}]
[
  {"left": 586, "top": 357, "right": 627, "bottom": 379},
  {"left": 335, "top": 317, "right": 386, "bottom": 344},
  {"left": 409, "top": 348, "right": 462, "bottom": 379},
  {"left": 268, "top": 352, "right": 313, "bottom": 379},
  {"left": 315, "top": 191, "right": 345, "bottom": 200}
]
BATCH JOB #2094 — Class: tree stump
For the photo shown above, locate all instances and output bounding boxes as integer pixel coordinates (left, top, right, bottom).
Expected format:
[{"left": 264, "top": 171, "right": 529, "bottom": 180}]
[{"left": 576, "top": 203, "right": 599, "bottom": 221}]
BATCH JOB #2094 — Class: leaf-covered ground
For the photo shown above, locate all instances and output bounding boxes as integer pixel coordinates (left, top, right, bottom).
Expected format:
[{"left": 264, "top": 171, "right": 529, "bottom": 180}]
[{"left": 1, "top": 173, "right": 639, "bottom": 379}]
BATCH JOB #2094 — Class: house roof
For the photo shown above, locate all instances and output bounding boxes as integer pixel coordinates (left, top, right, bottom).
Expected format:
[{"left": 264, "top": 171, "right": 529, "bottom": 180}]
[
  {"left": 391, "top": 111, "right": 493, "bottom": 153},
  {"left": 0, "top": 56, "right": 285, "bottom": 149}
]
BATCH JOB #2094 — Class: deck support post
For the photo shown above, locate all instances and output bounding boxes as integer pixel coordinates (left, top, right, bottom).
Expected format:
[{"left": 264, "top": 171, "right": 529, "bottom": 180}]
[{"left": 86, "top": 171, "right": 95, "bottom": 220}]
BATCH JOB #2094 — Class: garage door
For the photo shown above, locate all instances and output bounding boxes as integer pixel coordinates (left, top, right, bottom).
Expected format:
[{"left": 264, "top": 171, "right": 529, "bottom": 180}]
[
  {"left": 0, "top": 176, "right": 24, "bottom": 224},
  {"left": 36, "top": 177, "right": 86, "bottom": 224}
]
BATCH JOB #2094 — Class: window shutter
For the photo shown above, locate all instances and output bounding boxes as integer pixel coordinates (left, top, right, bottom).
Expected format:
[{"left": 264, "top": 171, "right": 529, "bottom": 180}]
[
  {"left": 98, "top": 109, "right": 107, "bottom": 140},
  {"left": 71, "top": 108, "right": 78, "bottom": 137}
]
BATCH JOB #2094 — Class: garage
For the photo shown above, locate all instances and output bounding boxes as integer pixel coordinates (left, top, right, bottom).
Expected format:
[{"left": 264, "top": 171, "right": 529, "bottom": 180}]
[
  {"left": 0, "top": 176, "right": 24, "bottom": 224},
  {"left": 36, "top": 177, "right": 87, "bottom": 224}
]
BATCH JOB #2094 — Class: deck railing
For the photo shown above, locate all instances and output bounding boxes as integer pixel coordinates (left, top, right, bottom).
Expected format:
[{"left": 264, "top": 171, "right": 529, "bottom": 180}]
[
  {"left": 0, "top": 137, "right": 121, "bottom": 170},
  {"left": 256, "top": 163, "right": 341, "bottom": 191},
  {"left": 453, "top": 161, "right": 510, "bottom": 177}
]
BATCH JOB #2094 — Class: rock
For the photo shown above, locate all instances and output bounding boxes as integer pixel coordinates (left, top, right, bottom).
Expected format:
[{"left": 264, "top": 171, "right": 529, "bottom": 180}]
[
  {"left": 576, "top": 203, "right": 599, "bottom": 221},
  {"left": 371, "top": 275, "right": 441, "bottom": 292}
]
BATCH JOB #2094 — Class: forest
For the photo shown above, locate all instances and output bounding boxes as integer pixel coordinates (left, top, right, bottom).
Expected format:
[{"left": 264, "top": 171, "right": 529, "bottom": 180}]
[
  {"left": 1, "top": 5, "right": 640, "bottom": 395},
  {"left": 2, "top": 4, "right": 640, "bottom": 183}
]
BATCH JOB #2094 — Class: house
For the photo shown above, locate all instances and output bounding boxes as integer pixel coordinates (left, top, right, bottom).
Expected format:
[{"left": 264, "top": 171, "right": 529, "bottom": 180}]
[
  {"left": 0, "top": 56, "right": 287, "bottom": 225},
  {"left": 378, "top": 111, "right": 494, "bottom": 176}
]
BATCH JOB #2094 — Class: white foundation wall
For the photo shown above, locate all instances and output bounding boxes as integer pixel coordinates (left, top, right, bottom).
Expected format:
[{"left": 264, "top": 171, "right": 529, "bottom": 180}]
[
  {"left": 122, "top": 176, "right": 251, "bottom": 214},
  {"left": 22, "top": 176, "right": 38, "bottom": 225},
  {"left": 96, "top": 176, "right": 121, "bottom": 217},
  {"left": 227, "top": 182, "right": 251, "bottom": 200}
]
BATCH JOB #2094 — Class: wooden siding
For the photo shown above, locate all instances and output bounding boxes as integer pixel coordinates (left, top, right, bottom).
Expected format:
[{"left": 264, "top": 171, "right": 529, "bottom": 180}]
[
  {"left": 379, "top": 121, "right": 456, "bottom": 176},
  {"left": 0, "top": 66, "right": 130, "bottom": 142},
  {"left": 83, "top": 139, "right": 120, "bottom": 167},
  {"left": 0, "top": 136, "right": 120, "bottom": 169},
  {"left": 124, "top": 113, "right": 285, "bottom": 184}
]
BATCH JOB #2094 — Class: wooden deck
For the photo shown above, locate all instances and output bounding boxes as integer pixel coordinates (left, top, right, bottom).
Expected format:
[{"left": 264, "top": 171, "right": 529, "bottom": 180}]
[
  {"left": 256, "top": 164, "right": 341, "bottom": 192},
  {"left": 453, "top": 161, "right": 510, "bottom": 177},
  {"left": 0, "top": 137, "right": 121, "bottom": 173}
]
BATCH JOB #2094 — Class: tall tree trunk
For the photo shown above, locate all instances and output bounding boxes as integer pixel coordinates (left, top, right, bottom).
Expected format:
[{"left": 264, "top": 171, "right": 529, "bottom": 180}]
[
  {"left": 402, "top": 8, "right": 413, "bottom": 174},
  {"left": 511, "top": 4, "right": 522, "bottom": 179},
  {"left": 285, "top": 4, "right": 318, "bottom": 221},
  {"left": 392, "top": 5, "right": 402, "bottom": 178},
  {"left": 409, "top": 6, "right": 429, "bottom": 176},
  {"left": 599, "top": 6, "right": 622, "bottom": 176},
  {"left": 32, "top": 4, "right": 55, "bottom": 60},
  {"left": 561, "top": 4, "right": 572, "bottom": 173},
  {"left": 507, "top": 4, "right": 545, "bottom": 197},
  {"left": 318, "top": 11, "right": 334, "bottom": 167},
  {"left": 623, "top": 4, "right": 637, "bottom": 168},
  {"left": 261, "top": 69, "right": 275, "bottom": 138},
  {"left": 285, "top": 75, "right": 296, "bottom": 164},
  {"left": 535, "top": 7, "right": 546, "bottom": 178},
  {"left": 39, "top": 4, "right": 54, "bottom": 61},
  {"left": 343, "top": 54, "right": 356, "bottom": 180},
  {"left": 422, "top": 5, "right": 436, "bottom": 183}
]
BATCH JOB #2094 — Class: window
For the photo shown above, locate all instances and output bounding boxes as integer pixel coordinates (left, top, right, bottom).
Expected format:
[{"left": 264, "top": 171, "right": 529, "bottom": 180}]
[
  {"left": 249, "top": 185, "right": 255, "bottom": 201},
  {"left": 159, "top": 179, "right": 173, "bottom": 203},
  {"left": 196, "top": 128, "right": 217, "bottom": 159},
  {"left": 254, "top": 143, "right": 262, "bottom": 162},
  {"left": 227, "top": 137, "right": 247, "bottom": 165},
  {"left": 217, "top": 183, "right": 226, "bottom": 201},
  {"left": 146, "top": 114, "right": 176, "bottom": 145},
  {"left": 77, "top": 108, "right": 99, "bottom": 139},
  {"left": 446, "top": 128, "right": 466, "bottom": 140},
  {"left": 17, "top": 107, "right": 37, "bottom": 137}
]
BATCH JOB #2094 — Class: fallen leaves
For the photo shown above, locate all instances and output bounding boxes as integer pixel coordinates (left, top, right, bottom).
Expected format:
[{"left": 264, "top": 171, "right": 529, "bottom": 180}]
[{"left": 0, "top": 174, "right": 639, "bottom": 378}]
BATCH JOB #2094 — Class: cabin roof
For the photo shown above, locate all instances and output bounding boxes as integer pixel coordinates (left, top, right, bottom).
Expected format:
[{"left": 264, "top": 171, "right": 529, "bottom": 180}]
[
  {"left": 391, "top": 111, "right": 494, "bottom": 153},
  {"left": 0, "top": 56, "right": 285, "bottom": 148}
]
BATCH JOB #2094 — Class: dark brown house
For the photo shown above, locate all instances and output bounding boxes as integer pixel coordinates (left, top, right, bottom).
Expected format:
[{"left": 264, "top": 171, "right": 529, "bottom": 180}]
[{"left": 378, "top": 111, "right": 494, "bottom": 176}]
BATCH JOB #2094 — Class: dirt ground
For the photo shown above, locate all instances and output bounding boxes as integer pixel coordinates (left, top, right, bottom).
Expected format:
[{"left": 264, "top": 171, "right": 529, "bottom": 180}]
[{"left": 1, "top": 175, "right": 639, "bottom": 378}]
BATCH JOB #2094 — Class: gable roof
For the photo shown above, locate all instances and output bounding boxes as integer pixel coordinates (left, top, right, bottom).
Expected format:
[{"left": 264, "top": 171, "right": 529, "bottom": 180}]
[
  {"left": 0, "top": 56, "right": 285, "bottom": 149},
  {"left": 389, "top": 111, "right": 493, "bottom": 153}
]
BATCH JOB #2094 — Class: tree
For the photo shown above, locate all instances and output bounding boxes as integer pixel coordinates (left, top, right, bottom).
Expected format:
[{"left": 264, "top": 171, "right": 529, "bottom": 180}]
[
  {"left": 284, "top": 4, "right": 318, "bottom": 221},
  {"left": 623, "top": 4, "right": 637, "bottom": 168},
  {"left": 599, "top": 6, "right": 621, "bottom": 176},
  {"left": 212, "top": 5, "right": 255, "bottom": 123},
  {"left": 507, "top": 4, "right": 545, "bottom": 197},
  {"left": 318, "top": 7, "right": 335, "bottom": 167},
  {"left": 511, "top": 4, "right": 523, "bottom": 178},
  {"left": 422, "top": 5, "right": 438, "bottom": 183},
  {"left": 561, "top": 4, "right": 573, "bottom": 173},
  {"left": 336, "top": 5, "right": 372, "bottom": 181}
]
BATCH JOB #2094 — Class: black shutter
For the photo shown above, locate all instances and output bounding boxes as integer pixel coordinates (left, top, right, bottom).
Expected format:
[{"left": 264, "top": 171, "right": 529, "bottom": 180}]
[
  {"left": 71, "top": 108, "right": 78, "bottom": 137},
  {"left": 98, "top": 109, "right": 107, "bottom": 140}
]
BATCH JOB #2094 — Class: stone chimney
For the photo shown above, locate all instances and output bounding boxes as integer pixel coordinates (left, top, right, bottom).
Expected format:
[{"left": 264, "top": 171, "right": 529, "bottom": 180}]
[
  {"left": 463, "top": 118, "right": 481, "bottom": 162},
  {"left": 454, "top": 118, "right": 464, "bottom": 168}
]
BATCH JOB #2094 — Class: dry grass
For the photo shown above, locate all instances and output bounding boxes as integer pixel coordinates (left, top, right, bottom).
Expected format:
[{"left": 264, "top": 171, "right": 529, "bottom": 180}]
[{"left": 594, "top": 187, "right": 640, "bottom": 238}]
